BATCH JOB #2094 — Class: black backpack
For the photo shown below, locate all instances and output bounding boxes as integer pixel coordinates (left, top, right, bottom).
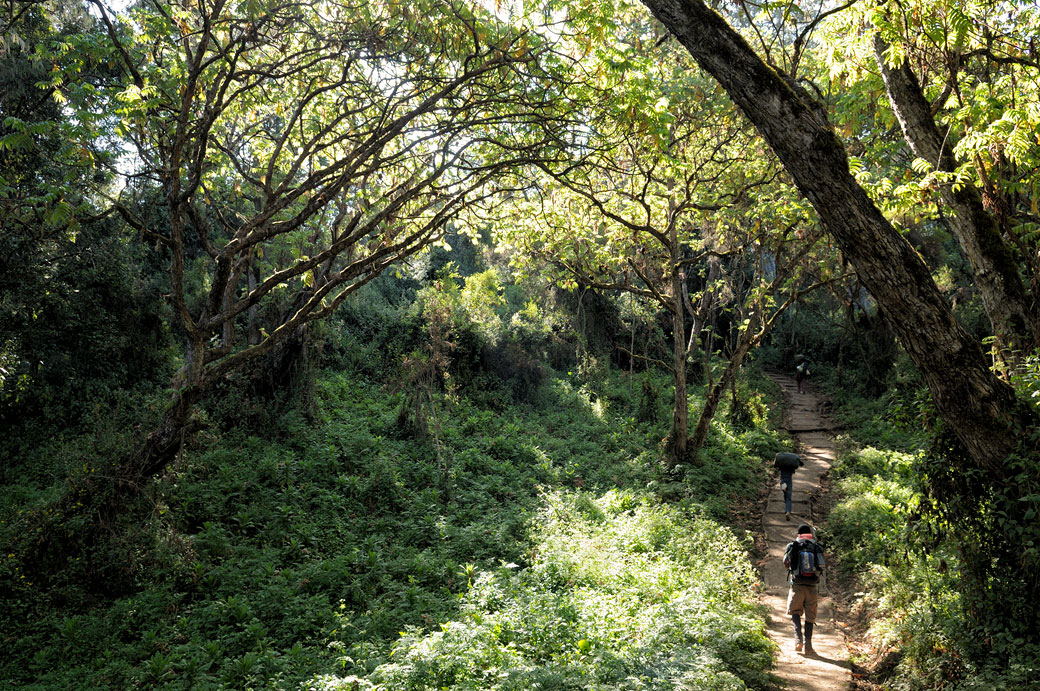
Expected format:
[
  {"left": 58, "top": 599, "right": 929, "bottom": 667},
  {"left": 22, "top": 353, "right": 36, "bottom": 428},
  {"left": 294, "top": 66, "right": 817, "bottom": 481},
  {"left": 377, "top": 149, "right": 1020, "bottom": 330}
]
[
  {"left": 788, "top": 539, "right": 821, "bottom": 579},
  {"left": 774, "top": 452, "right": 802, "bottom": 471}
]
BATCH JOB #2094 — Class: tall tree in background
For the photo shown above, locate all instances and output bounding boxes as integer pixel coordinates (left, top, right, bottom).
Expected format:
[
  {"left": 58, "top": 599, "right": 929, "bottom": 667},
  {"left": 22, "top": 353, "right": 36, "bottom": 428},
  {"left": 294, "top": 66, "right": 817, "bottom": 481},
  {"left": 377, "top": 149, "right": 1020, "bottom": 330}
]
[
  {"left": 820, "top": 0, "right": 1040, "bottom": 364},
  {"left": 63, "top": 0, "right": 577, "bottom": 483},
  {"left": 1, "top": 1, "right": 168, "bottom": 424},
  {"left": 1, "top": 2, "right": 85, "bottom": 400},
  {"left": 639, "top": 0, "right": 1028, "bottom": 473},
  {"left": 498, "top": 0, "right": 829, "bottom": 463}
]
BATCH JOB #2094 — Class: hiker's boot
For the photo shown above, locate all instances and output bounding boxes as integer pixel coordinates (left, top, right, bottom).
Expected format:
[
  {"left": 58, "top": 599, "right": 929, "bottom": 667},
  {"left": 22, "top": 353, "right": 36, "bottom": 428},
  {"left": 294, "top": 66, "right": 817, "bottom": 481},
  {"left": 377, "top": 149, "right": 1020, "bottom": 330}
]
[
  {"left": 803, "top": 622, "right": 815, "bottom": 656},
  {"left": 792, "top": 616, "right": 802, "bottom": 652},
  {"left": 785, "top": 512, "right": 791, "bottom": 521}
]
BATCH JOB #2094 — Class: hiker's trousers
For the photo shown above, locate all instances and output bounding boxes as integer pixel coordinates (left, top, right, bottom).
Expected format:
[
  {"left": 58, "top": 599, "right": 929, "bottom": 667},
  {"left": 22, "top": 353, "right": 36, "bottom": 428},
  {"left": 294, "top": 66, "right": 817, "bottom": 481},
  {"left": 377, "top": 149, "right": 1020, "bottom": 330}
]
[
  {"left": 780, "top": 470, "right": 794, "bottom": 513},
  {"left": 786, "top": 583, "right": 819, "bottom": 623}
]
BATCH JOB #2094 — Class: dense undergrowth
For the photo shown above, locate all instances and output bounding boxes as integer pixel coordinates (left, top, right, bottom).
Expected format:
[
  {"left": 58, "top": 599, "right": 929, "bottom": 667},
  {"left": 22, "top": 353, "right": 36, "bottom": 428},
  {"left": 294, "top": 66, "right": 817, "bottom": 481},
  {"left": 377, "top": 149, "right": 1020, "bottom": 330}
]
[
  {"left": 313, "top": 490, "right": 772, "bottom": 691},
  {"left": 0, "top": 349, "right": 782, "bottom": 689},
  {"left": 809, "top": 355, "right": 1040, "bottom": 691}
]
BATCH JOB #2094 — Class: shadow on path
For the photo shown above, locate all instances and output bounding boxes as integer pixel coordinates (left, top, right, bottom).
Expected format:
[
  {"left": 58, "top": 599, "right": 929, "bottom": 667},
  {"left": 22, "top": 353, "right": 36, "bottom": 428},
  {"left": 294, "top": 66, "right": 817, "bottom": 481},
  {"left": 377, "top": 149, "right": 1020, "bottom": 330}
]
[{"left": 760, "top": 372, "right": 850, "bottom": 690}]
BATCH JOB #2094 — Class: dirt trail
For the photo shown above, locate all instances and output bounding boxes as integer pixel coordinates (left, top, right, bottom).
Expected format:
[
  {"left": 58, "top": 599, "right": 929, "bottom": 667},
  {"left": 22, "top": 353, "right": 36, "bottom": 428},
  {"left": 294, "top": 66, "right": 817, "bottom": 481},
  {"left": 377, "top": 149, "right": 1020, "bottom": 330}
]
[{"left": 760, "top": 372, "right": 850, "bottom": 690}]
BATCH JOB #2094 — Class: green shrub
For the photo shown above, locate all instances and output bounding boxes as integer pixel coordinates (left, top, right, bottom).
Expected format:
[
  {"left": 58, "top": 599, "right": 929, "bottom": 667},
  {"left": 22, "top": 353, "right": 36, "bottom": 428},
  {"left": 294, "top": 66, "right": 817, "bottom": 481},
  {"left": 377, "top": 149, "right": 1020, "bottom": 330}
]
[
  {"left": 687, "top": 414, "right": 780, "bottom": 518},
  {"left": 828, "top": 447, "right": 917, "bottom": 573},
  {"left": 309, "top": 490, "right": 773, "bottom": 690},
  {"left": 828, "top": 441, "right": 1040, "bottom": 689}
]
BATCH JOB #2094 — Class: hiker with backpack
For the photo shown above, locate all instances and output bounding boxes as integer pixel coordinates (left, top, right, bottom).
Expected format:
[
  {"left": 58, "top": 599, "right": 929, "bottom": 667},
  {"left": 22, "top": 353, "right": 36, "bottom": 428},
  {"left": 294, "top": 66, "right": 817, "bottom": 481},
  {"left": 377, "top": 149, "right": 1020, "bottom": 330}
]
[
  {"left": 784, "top": 523, "right": 825, "bottom": 655},
  {"left": 773, "top": 450, "right": 803, "bottom": 521},
  {"left": 794, "top": 354, "right": 810, "bottom": 394}
]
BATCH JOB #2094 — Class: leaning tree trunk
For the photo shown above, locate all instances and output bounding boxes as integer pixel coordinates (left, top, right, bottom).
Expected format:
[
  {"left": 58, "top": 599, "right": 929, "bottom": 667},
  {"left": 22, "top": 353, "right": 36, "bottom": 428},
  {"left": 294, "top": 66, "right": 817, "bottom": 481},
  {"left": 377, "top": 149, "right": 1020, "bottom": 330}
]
[
  {"left": 640, "top": 0, "right": 1027, "bottom": 477},
  {"left": 689, "top": 343, "right": 741, "bottom": 458},
  {"left": 134, "top": 386, "right": 202, "bottom": 483},
  {"left": 873, "top": 35, "right": 1040, "bottom": 356},
  {"left": 689, "top": 291, "right": 792, "bottom": 457},
  {"left": 132, "top": 330, "right": 210, "bottom": 483}
]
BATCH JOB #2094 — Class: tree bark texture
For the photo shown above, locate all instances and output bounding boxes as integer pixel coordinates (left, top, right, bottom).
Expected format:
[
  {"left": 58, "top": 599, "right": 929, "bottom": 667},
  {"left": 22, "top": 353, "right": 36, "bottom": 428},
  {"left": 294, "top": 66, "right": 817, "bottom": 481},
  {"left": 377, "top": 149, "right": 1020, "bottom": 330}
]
[
  {"left": 872, "top": 35, "right": 1039, "bottom": 354},
  {"left": 641, "top": 0, "right": 1024, "bottom": 475},
  {"left": 667, "top": 265, "right": 689, "bottom": 465},
  {"left": 134, "top": 386, "right": 201, "bottom": 482}
]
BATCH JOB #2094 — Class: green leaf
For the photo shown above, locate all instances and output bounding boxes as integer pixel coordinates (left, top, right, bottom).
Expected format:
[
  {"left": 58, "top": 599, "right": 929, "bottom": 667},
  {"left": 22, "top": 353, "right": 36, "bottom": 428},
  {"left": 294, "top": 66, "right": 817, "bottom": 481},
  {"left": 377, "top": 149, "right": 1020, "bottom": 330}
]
[
  {"left": 0, "top": 132, "right": 32, "bottom": 151},
  {"left": 910, "top": 157, "right": 933, "bottom": 174}
]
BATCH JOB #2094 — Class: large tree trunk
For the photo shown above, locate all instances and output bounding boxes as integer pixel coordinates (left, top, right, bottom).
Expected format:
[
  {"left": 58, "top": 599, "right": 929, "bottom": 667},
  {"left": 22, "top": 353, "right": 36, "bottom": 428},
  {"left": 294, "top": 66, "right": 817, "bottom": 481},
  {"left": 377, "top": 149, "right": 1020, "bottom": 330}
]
[
  {"left": 134, "top": 386, "right": 201, "bottom": 482},
  {"left": 872, "top": 35, "right": 1039, "bottom": 356},
  {"left": 133, "top": 332, "right": 209, "bottom": 482},
  {"left": 640, "top": 0, "right": 1026, "bottom": 476},
  {"left": 666, "top": 272, "right": 689, "bottom": 465}
]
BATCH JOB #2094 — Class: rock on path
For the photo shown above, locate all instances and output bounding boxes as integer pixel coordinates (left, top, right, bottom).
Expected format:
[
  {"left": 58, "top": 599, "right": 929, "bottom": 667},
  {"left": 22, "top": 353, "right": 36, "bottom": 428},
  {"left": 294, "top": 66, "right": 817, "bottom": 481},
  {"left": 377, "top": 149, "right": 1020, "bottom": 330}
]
[{"left": 760, "top": 372, "right": 850, "bottom": 690}]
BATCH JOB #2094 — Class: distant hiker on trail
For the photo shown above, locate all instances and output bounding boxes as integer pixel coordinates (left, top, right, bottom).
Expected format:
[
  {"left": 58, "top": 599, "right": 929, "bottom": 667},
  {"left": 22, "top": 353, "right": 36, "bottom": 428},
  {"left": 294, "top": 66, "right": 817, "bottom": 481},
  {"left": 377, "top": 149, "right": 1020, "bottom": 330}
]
[
  {"left": 773, "top": 450, "right": 803, "bottom": 521},
  {"left": 784, "top": 523, "right": 825, "bottom": 656},
  {"left": 794, "top": 354, "right": 810, "bottom": 394}
]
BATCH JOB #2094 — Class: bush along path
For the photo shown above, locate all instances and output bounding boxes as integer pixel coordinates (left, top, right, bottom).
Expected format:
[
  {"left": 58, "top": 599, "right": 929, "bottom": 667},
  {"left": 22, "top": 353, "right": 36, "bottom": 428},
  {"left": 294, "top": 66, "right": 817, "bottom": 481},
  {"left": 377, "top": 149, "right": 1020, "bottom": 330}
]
[{"left": 760, "top": 372, "right": 850, "bottom": 690}]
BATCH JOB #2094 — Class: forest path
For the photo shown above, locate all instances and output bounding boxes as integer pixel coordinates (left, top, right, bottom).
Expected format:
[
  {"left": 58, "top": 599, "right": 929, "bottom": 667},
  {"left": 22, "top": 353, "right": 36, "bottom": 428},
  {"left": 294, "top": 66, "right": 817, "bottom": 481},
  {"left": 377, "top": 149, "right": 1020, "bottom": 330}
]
[{"left": 759, "top": 372, "right": 850, "bottom": 690}]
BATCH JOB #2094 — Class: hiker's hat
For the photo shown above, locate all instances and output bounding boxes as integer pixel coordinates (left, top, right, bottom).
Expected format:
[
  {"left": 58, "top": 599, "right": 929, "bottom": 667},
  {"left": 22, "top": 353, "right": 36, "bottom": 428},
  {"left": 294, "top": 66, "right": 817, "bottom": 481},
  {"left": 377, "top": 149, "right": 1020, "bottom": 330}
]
[{"left": 797, "top": 524, "right": 812, "bottom": 534}]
